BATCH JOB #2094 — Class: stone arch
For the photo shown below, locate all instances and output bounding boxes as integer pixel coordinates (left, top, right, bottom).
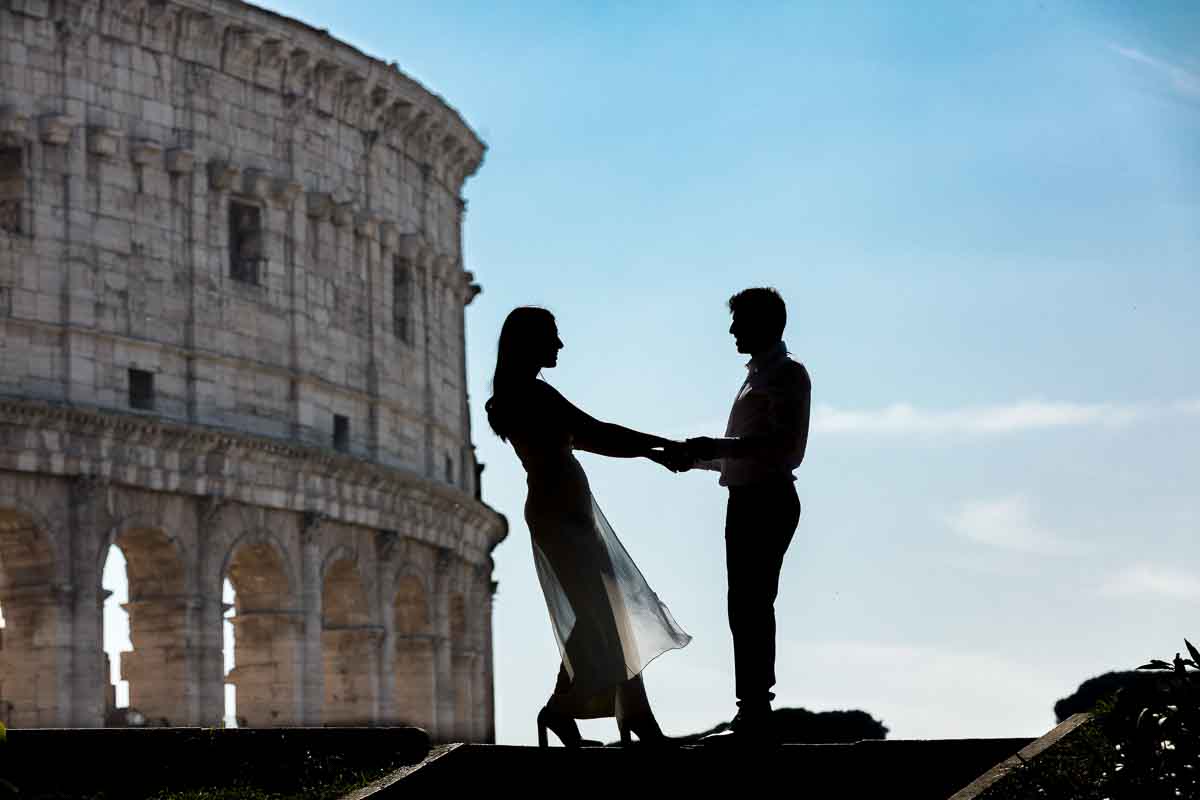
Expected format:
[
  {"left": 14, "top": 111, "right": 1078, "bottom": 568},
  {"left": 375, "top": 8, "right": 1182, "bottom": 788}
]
[
  {"left": 0, "top": 495, "right": 65, "bottom": 583},
  {"left": 321, "top": 554, "right": 378, "bottom": 724},
  {"left": 0, "top": 506, "right": 65, "bottom": 727},
  {"left": 390, "top": 568, "right": 434, "bottom": 730},
  {"left": 96, "top": 509, "right": 194, "bottom": 586},
  {"left": 108, "top": 522, "right": 189, "bottom": 725},
  {"left": 221, "top": 529, "right": 302, "bottom": 727},
  {"left": 220, "top": 529, "right": 296, "bottom": 609},
  {"left": 319, "top": 543, "right": 358, "bottom": 585},
  {"left": 392, "top": 569, "right": 432, "bottom": 636}
]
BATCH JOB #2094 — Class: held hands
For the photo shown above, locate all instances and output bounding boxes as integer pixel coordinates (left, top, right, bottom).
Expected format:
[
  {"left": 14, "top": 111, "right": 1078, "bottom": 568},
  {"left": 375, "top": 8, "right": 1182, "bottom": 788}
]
[
  {"left": 684, "top": 436, "right": 718, "bottom": 461},
  {"left": 649, "top": 437, "right": 719, "bottom": 473}
]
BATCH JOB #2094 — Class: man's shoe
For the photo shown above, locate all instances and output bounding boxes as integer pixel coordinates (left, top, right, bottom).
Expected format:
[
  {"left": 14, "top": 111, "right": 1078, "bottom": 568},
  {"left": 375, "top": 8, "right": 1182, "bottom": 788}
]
[{"left": 729, "top": 707, "right": 778, "bottom": 745}]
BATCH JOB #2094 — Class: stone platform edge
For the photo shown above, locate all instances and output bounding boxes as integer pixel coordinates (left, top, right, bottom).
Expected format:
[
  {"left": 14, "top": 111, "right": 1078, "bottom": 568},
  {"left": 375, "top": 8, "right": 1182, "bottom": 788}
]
[{"left": 948, "top": 713, "right": 1094, "bottom": 800}]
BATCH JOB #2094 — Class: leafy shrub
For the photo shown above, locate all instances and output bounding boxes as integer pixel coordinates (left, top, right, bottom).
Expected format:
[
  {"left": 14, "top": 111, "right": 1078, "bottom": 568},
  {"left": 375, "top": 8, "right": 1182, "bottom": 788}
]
[
  {"left": 981, "top": 638, "right": 1199, "bottom": 800},
  {"left": 1053, "top": 670, "right": 1164, "bottom": 723},
  {"left": 1100, "top": 639, "right": 1200, "bottom": 799}
]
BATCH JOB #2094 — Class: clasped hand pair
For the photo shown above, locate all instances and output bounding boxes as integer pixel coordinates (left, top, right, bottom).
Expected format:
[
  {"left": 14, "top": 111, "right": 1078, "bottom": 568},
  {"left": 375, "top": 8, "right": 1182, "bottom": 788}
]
[{"left": 649, "top": 437, "right": 717, "bottom": 473}]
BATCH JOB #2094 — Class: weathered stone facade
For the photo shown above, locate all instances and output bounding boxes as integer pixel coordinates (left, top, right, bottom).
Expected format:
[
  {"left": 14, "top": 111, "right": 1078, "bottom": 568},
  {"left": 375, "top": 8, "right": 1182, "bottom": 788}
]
[{"left": 0, "top": 0, "right": 505, "bottom": 741}]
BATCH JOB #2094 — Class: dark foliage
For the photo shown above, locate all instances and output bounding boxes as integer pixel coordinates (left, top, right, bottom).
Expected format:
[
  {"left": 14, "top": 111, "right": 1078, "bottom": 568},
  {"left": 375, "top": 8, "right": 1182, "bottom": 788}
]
[
  {"left": 1053, "top": 670, "right": 1164, "bottom": 722},
  {"left": 771, "top": 707, "right": 889, "bottom": 743},
  {"left": 1100, "top": 642, "right": 1200, "bottom": 799},
  {"left": 983, "top": 638, "right": 1200, "bottom": 800},
  {"left": 678, "top": 706, "right": 888, "bottom": 744}
]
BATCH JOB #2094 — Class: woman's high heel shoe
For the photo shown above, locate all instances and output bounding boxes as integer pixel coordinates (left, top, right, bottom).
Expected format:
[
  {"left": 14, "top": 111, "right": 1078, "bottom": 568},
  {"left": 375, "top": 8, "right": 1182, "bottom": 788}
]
[
  {"left": 537, "top": 707, "right": 602, "bottom": 748},
  {"left": 617, "top": 714, "right": 675, "bottom": 747}
]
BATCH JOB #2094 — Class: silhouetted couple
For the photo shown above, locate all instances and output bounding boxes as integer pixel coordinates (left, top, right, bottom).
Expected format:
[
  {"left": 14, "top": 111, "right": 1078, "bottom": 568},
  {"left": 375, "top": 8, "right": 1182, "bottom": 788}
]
[{"left": 485, "top": 287, "right": 811, "bottom": 747}]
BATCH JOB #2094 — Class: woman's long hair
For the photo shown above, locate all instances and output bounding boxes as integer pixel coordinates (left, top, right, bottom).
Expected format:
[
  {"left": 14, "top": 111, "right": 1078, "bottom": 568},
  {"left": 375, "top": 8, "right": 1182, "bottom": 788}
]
[{"left": 485, "top": 306, "right": 556, "bottom": 441}]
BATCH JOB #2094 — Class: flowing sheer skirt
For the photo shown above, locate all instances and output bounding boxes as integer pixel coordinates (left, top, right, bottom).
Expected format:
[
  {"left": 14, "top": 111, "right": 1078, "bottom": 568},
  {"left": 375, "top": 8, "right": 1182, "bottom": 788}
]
[{"left": 529, "top": 479, "right": 691, "bottom": 719}]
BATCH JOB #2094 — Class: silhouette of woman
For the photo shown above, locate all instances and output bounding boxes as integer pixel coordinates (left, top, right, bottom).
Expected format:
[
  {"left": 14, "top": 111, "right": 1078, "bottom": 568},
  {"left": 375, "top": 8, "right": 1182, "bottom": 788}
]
[{"left": 486, "top": 307, "right": 691, "bottom": 746}]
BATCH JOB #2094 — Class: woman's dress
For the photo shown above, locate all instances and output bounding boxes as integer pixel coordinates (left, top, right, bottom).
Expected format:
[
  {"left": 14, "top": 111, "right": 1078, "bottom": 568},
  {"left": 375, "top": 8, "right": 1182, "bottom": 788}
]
[{"left": 511, "top": 390, "right": 691, "bottom": 718}]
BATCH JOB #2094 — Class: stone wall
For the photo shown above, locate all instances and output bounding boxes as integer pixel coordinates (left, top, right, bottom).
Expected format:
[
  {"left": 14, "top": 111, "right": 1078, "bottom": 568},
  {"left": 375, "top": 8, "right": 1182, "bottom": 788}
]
[
  {"left": 0, "top": 0, "right": 485, "bottom": 488},
  {"left": 0, "top": 399, "right": 504, "bottom": 738},
  {"left": 0, "top": 0, "right": 504, "bottom": 741}
]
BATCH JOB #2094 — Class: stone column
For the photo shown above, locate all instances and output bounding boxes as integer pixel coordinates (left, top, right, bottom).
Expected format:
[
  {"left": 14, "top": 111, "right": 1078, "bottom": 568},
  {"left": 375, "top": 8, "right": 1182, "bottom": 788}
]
[
  {"left": 299, "top": 512, "right": 324, "bottom": 725},
  {"left": 451, "top": 648, "right": 474, "bottom": 742},
  {"left": 0, "top": 582, "right": 75, "bottom": 727},
  {"left": 179, "top": 71, "right": 202, "bottom": 424},
  {"left": 120, "top": 595, "right": 192, "bottom": 725},
  {"left": 378, "top": 623, "right": 397, "bottom": 725},
  {"left": 431, "top": 549, "right": 455, "bottom": 739},
  {"left": 376, "top": 537, "right": 397, "bottom": 726},
  {"left": 57, "top": 21, "right": 91, "bottom": 408},
  {"left": 190, "top": 591, "right": 225, "bottom": 726},
  {"left": 65, "top": 478, "right": 107, "bottom": 727},
  {"left": 225, "top": 611, "right": 305, "bottom": 726},
  {"left": 322, "top": 626, "right": 383, "bottom": 725},
  {"left": 194, "top": 498, "right": 228, "bottom": 727},
  {"left": 482, "top": 577, "right": 498, "bottom": 743},
  {"left": 419, "top": 253, "right": 436, "bottom": 479},
  {"left": 457, "top": 271, "right": 475, "bottom": 495}
]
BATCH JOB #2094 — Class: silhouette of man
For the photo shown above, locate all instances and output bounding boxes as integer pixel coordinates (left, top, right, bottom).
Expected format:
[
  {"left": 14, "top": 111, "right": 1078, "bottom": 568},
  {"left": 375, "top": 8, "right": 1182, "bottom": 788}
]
[{"left": 665, "top": 287, "right": 811, "bottom": 742}]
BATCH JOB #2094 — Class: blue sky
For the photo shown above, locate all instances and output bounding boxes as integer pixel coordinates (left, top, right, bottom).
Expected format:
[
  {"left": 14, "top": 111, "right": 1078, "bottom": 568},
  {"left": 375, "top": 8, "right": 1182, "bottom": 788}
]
[{"left": 98, "top": 1, "right": 1200, "bottom": 742}]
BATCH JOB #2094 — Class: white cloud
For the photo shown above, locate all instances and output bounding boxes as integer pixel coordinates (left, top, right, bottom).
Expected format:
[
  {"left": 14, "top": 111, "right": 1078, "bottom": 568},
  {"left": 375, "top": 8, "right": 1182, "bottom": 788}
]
[
  {"left": 1110, "top": 44, "right": 1200, "bottom": 99},
  {"left": 944, "top": 495, "right": 1084, "bottom": 555},
  {"left": 813, "top": 400, "right": 1143, "bottom": 436},
  {"left": 1103, "top": 563, "right": 1200, "bottom": 601},
  {"left": 1177, "top": 399, "right": 1200, "bottom": 416}
]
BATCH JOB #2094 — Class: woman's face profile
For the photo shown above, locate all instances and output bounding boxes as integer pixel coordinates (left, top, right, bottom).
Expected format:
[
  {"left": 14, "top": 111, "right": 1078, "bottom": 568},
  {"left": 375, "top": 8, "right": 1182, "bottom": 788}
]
[{"left": 540, "top": 321, "right": 564, "bottom": 369}]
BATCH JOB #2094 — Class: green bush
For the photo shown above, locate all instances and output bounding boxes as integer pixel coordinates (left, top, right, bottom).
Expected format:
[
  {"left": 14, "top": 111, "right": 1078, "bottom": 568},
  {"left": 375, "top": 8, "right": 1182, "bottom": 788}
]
[
  {"left": 1102, "top": 638, "right": 1200, "bottom": 799},
  {"left": 981, "top": 637, "right": 1198, "bottom": 800}
]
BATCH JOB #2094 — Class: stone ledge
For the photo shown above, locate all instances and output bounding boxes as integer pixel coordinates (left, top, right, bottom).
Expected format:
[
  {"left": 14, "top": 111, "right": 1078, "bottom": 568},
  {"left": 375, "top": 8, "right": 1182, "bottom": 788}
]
[
  {"left": 0, "top": 396, "right": 508, "bottom": 560},
  {"left": 373, "top": 736, "right": 1035, "bottom": 798},
  {"left": 948, "top": 713, "right": 1093, "bottom": 800}
]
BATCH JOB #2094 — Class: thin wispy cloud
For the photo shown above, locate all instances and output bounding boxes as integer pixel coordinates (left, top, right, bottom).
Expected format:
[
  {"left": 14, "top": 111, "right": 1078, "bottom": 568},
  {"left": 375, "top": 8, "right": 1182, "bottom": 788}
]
[
  {"left": 944, "top": 495, "right": 1085, "bottom": 556},
  {"left": 1102, "top": 563, "right": 1200, "bottom": 601},
  {"left": 677, "top": 398, "right": 1197, "bottom": 441},
  {"left": 1110, "top": 43, "right": 1200, "bottom": 99},
  {"left": 812, "top": 400, "right": 1144, "bottom": 436}
]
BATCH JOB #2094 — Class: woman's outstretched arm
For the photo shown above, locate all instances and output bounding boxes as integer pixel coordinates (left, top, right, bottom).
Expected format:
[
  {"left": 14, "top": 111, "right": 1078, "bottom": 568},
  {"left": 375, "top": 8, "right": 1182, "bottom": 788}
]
[{"left": 540, "top": 382, "right": 672, "bottom": 458}]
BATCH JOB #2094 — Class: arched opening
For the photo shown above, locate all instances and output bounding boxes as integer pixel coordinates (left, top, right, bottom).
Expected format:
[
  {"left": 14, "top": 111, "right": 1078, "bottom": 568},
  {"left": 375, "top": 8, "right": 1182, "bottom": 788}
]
[
  {"left": 391, "top": 575, "right": 434, "bottom": 730},
  {"left": 109, "top": 527, "right": 187, "bottom": 725},
  {"left": 223, "top": 577, "right": 237, "bottom": 727},
  {"left": 224, "top": 538, "right": 300, "bottom": 727},
  {"left": 101, "top": 546, "right": 132, "bottom": 723},
  {"left": 0, "top": 508, "right": 61, "bottom": 726},
  {"left": 322, "top": 558, "right": 376, "bottom": 725}
]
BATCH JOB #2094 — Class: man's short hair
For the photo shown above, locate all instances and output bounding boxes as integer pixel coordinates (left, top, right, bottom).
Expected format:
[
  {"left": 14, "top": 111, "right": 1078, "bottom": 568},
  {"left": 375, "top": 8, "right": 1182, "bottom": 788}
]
[{"left": 728, "top": 287, "right": 787, "bottom": 339}]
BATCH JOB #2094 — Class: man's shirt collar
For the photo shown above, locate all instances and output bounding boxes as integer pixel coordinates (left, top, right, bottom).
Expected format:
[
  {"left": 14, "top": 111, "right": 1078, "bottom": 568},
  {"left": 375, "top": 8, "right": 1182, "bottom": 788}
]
[{"left": 746, "top": 340, "right": 788, "bottom": 374}]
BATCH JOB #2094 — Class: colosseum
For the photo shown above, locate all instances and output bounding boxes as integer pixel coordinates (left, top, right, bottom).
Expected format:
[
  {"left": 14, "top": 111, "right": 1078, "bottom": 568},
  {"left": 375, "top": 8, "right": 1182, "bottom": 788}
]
[{"left": 0, "top": 0, "right": 507, "bottom": 742}]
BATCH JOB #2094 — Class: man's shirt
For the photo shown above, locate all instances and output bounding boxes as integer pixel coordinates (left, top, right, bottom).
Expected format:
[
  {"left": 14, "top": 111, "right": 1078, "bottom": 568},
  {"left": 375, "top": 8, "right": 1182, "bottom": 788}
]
[{"left": 704, "top": 341, "right": 811, "bottom": 488}]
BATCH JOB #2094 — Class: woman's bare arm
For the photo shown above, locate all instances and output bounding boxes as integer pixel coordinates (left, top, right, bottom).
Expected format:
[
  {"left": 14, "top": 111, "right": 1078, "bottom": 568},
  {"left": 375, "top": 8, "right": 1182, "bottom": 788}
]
[{"left": 539, "top": 382, "right": 671, "bottom": 458}]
